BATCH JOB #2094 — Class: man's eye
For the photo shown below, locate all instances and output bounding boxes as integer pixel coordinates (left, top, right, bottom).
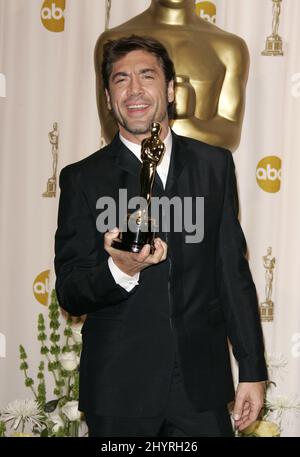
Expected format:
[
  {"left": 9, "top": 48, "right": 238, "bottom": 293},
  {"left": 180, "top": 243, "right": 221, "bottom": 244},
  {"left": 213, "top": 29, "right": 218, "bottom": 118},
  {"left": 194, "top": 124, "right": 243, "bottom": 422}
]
[
  {"left": 115, "top": 78, "right": 126, "bottom": 84},
  {"left": 143, "top": 74, "right": 154, "bottom": 79}
]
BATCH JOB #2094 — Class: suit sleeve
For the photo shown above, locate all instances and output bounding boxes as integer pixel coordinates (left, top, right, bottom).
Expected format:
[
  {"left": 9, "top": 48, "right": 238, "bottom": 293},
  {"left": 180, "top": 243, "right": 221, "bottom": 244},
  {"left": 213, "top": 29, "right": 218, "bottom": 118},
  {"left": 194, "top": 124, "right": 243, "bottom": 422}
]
[
  {"left": 54, "top": 165, "right": 135, "bottom": 316},
  {"left": 217, "top": 150, "right": 268, "bottom": 382}
]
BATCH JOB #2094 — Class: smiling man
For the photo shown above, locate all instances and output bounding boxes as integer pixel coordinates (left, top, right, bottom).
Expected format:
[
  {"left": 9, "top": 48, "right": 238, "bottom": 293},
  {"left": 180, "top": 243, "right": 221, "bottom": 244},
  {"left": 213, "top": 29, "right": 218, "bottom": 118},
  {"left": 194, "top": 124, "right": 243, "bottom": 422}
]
[{"left": 54, "top": 35, "right": 267, "bottom": 437}]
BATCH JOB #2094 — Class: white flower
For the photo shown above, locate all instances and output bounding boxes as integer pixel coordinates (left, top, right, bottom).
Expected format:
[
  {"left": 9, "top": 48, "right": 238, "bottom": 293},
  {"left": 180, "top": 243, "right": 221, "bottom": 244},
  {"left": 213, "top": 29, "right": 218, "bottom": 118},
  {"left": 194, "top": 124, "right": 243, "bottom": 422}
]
[
  {"left": 48, "top": 413, "right": 65, "bottom": 433},
  {"left": 71, "top": 323, "right": 83, "bottom": 344},
  {"left": 61, "top": 401, "right": 81, "bottom": 422},
  {"left": 59, "top": 351, "right": 79, "bottom": 371},
  {"left": 266, "top": 394, "right": 300, "bottom": 413},
  {"left": 266, "top": 353, "right": 288, "bottom": 371},
  {"left": 1, "top": 399, "right": 44, "bottom": 431}
]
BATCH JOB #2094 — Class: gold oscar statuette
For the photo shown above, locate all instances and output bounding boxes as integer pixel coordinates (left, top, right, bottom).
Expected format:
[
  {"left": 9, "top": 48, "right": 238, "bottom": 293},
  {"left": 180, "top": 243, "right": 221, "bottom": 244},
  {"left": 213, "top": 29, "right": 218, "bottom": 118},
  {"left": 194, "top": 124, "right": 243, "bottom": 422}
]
[
  {"left": 260, "top": 247, "right": 276, "bottom": 322},
  {"left": 112, "top": 122, "right": 165, "bottom": 253},
  {"left": 262, "top": 0, "right": 284, "bottom": 56},
  {"left": 43, "top": 122, "right": 59, "bottom": 198}
]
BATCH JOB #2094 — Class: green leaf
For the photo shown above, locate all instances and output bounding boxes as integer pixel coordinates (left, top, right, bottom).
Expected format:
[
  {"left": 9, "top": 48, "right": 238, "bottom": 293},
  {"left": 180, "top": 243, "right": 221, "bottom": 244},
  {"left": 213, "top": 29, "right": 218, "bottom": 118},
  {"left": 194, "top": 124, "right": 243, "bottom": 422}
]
[
  {"left": 64, "top": 328, "right": 72, "bottom": 337},
  {"left": 20, "top": 361, "right": 28, "bottom": 370},
  {"left": 0, "top": 421, "right": 6, "bottom": 437},
  {"left": 25, "top": 378, "right": 34, "bottom": 387},
  {"left": 19, "top": 345, "right": 27, "bottom": 359}
]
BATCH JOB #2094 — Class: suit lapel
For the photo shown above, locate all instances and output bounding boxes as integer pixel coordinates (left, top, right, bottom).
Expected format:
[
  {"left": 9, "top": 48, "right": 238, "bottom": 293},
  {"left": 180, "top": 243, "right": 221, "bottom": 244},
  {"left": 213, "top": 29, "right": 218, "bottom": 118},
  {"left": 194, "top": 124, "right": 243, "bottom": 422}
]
[
  {"left": 165, "top": 132, "right": 188, "bottom": 315},
  {"left": 165, "top": 131, "right": 189, "bottom": 196},
  {"left": 114, "top": 134, "right": 141, "bottom": 178}
]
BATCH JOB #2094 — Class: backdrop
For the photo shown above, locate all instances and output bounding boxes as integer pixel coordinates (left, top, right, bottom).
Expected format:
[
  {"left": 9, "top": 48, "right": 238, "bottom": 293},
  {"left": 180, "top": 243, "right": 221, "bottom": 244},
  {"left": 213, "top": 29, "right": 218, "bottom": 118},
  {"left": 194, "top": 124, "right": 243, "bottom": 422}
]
[{"left": 1, "top": 0, "right": 300, "bottom": 437}]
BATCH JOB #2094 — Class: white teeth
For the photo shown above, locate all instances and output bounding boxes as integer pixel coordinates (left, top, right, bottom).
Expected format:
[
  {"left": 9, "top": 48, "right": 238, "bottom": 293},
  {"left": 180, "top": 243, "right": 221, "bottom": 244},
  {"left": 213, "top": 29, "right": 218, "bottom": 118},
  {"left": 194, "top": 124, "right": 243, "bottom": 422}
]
[{"left": 127, "top": 104, "right": 148, "bottom": 109}]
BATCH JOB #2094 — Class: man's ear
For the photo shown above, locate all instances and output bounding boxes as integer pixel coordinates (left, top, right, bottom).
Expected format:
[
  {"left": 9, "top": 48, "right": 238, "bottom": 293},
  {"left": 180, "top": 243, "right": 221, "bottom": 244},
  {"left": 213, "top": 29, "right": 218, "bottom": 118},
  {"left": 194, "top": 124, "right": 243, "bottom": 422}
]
[
  {"left": 167, "top": 80, "right": 175, "bottom": 103},
  {"left": 105, "top": 88, "right": 112, "bottom": 110}
]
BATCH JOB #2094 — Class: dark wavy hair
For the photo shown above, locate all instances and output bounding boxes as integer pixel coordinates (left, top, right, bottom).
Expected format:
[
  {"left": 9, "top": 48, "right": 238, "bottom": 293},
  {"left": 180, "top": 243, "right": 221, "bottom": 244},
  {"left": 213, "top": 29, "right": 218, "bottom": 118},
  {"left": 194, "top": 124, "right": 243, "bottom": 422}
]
[{"left": 101, "top": 35, "right": 175, "bottom": 117}]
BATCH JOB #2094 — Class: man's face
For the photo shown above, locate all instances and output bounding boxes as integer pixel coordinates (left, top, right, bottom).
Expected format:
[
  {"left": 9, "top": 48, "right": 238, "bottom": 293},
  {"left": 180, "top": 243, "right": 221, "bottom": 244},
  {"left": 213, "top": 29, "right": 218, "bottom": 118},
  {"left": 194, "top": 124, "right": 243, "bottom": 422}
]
[{"left": 105, "top": 50, "right": 174, "bottom": 143}]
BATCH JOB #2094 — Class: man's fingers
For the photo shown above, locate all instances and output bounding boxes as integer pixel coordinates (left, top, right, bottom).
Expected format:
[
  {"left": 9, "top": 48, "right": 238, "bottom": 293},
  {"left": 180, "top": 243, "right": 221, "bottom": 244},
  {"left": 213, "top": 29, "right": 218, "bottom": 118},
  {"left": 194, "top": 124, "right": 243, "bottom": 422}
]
[
  {"left": 237, "top": 418, "right": 252, "bottom": 431},
  {"left": 134, "top": 239, "right": 166, "bottom": 264},
  {"left": 233, "top": 398, "right": 244, "bottom": 421},
  {"left": 240, "top": 402, "right": 251, "bottom": 418},
  {"left": 236, "top": 405, "right": 262, "bottom": 431},
  {"left": 233, "top": 395, "right": 245, "bottom": 422},
  {"left": 105, "top": 233, "right": 168, "bottom": 274},
  {"left": 151, "top": 238, "right": 165, "bottom": 263},
  {"left": 104, "top": 227, "right": 119, "bottom": 247},
  {"left": 238, "top": 414, "right": 257, "bottom": 431},
  {"left": 247, "top": 405, "right": 261, "bottom": 423},
  {"left": 233, "top": 383, "right": 265, "bottom": 432},
  {"left": 158, "top": 239, "right": 168, "bottom": 260},
  {"left": 135, "top": 244, "right": 151, "bottom": 261}
]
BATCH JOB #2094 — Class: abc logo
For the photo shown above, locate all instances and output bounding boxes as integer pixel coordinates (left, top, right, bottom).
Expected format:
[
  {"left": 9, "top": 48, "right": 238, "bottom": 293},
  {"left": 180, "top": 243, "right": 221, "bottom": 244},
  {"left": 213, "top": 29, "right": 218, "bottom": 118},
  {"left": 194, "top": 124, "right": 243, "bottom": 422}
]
[
  {"left": 33, "top": 270, "right": 50, "bottom": 306},
  {"left": 41, "top": 0, "right": 65, "bottom": 33},
  {"left": 256, "top": 156, "right": 282, "bottom": 193},
  {"left": 195, "top": 1, "right": 216, "bottom": 24}
]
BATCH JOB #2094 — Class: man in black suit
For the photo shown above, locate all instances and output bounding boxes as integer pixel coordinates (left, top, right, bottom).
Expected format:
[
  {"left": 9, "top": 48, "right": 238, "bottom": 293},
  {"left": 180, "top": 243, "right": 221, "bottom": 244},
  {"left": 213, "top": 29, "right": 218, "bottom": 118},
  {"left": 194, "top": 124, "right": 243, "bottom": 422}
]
[{"left": 55, "top": 35, "right": 268, "bottom": 437}]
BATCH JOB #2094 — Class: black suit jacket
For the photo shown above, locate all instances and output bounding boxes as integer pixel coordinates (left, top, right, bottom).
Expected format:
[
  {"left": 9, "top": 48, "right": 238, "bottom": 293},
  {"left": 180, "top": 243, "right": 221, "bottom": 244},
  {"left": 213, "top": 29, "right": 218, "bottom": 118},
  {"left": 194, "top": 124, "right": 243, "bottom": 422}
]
[{"left": 54, "top": 132, "right": 268, "bottom": 417}]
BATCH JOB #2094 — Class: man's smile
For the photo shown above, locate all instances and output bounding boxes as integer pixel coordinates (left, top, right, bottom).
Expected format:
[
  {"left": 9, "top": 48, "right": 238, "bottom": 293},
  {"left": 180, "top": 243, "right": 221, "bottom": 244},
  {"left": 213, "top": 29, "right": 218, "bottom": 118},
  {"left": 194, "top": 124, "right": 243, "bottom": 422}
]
[
  {"left": 127, "top": 104, "right": 149, "bottom": 110},
  {"left": 125, "top": 102, "right": 151, "bottom": 115}
]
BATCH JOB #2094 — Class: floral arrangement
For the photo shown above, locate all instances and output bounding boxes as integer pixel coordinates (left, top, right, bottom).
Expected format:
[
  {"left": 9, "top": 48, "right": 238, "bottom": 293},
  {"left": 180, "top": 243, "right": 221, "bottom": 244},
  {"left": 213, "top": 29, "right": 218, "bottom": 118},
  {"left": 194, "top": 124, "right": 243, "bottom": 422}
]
[{"left": 0, "top": 290, "right": 86, "bottom": 437}]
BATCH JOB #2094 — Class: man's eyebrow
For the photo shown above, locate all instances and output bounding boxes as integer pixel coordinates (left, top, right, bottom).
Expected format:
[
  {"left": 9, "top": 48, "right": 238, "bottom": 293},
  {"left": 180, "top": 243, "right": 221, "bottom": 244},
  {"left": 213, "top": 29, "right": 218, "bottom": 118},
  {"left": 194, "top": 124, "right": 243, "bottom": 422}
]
[
  {"left": 111, "top": 71, "right": 129, "bottom": 82},
  {"left": 139, "top": 68, "right": 156, "bottom": 75}
]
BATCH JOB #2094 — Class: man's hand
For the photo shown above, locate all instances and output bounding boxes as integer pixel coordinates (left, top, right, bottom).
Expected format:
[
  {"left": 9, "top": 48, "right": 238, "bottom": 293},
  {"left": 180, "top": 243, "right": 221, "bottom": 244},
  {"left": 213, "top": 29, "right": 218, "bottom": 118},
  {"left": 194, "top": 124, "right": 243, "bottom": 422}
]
[
  {"left": 233, "top": 382, "right": 265, "bottom": 431},
  {"left": 104, "top": 228, "right": 168, "bottom": 276}
]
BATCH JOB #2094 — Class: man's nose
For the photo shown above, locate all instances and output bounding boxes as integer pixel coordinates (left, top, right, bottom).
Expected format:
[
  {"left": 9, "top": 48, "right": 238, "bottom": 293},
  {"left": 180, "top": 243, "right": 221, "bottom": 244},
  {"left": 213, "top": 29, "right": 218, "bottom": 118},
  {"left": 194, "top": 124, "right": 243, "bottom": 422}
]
[{"left": 127, "top": 76, "right": 144, "bottom": 96}]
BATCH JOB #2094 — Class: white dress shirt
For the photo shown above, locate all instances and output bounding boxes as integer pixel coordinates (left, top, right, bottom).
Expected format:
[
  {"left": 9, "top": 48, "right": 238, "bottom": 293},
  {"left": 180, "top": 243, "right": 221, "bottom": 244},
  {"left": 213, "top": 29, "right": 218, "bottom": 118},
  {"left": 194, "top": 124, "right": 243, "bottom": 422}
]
[{"left": 108, "top": 128, "right": 172, "bottom": 291}]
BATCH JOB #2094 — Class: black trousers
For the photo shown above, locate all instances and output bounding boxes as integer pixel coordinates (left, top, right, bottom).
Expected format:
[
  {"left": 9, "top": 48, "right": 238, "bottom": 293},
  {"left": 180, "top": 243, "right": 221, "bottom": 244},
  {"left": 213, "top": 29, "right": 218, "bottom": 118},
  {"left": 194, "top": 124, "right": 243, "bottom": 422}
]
[{"left": 85, "top": 355, "right": 234, "bottom": 437}]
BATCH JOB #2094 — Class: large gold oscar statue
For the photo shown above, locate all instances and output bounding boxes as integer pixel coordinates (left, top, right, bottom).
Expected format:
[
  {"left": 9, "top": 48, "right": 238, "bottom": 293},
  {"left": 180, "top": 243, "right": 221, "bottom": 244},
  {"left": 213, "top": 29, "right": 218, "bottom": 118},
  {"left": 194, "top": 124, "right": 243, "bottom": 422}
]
[{"left": 95, "top": 0, "right": 249, "bottom": 151}]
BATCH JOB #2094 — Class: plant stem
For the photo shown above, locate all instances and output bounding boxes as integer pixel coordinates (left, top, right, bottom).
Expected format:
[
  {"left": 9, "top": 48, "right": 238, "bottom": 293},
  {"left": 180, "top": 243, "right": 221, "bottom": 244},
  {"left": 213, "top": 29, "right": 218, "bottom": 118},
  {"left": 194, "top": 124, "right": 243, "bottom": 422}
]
[
  {"left": 24, "top": 368, "right": 38, "bottom": 400},
  {"left": 67, "top": 375, "right": 71, "bottom": 400}
]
